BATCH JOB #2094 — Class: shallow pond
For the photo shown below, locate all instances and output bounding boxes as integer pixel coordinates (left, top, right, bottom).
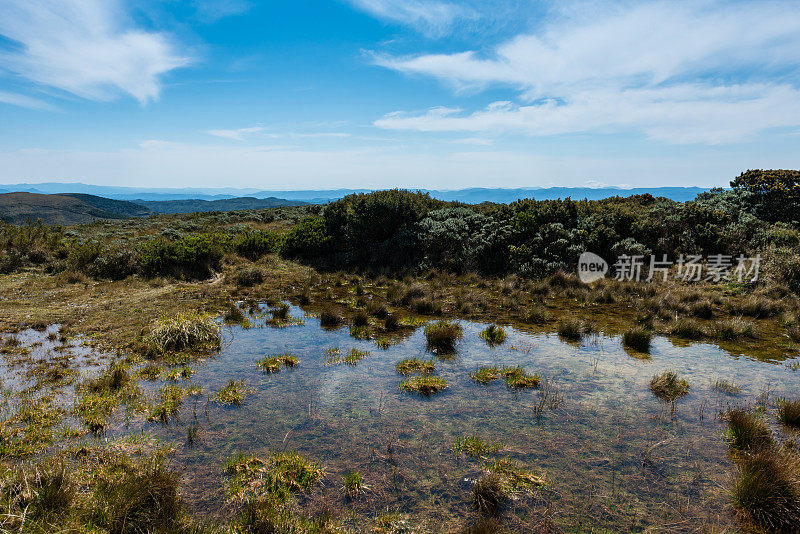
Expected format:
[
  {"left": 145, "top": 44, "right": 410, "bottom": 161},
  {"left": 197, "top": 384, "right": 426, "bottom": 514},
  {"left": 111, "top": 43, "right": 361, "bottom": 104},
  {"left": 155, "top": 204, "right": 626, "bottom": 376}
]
[{"left": 125, "top": 305, "right": 799, "bottom": 532}]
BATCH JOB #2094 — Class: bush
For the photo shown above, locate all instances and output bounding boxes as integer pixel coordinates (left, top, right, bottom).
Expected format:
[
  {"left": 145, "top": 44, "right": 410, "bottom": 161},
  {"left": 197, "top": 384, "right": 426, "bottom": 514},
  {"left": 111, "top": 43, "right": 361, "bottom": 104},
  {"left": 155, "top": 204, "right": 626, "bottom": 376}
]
[
  {"left": 232, "top": 230, "right": 280, "bottom": 260},
  {"left": 138, "top": 234, "right": 225, "bottom": 280},
  {"left": 280, "top": 217, "right": 331, "bottom": 260}
]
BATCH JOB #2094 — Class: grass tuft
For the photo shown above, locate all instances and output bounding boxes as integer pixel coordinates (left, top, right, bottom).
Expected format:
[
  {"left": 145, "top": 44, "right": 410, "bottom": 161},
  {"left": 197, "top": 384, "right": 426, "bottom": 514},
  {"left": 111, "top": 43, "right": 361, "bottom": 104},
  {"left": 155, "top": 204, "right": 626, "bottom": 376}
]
[
  {"left": 778, "top": 399, "right": 800, "bottom": 428},
  {"left": 480, "top": 325, "right": 507, "bottom": 347},
  {"left": 395, "top": 357, "right": 435, "bottom": 375},
  {"left": 399, "top": 375, "right": 448, "bottom": 397},
  {"left": 500, "top": 366, "right": 540, "bottom": 389},
  {"left": 470, "top": 365, "right": 500, "bottom": 385},
  {"left": 424, "top": 321, "right": 463, "bottom": 353},
  {"left": 144, "top": 312, "right": 221, "bottom": 355},
  {"left": 623, "top": 326, "right": 652, "bottom": 352},
  {"left": 732, "top": 450, "right": 800, "bottom": 531},
  {"left": 214, "top": 380, "right": 250, "bottom": 407},
  {"left": 649, "top": 371, "right": 689, "bottom": 402},
  {"left": 726, "top": 408, "right": 773, "bottom": 451}
]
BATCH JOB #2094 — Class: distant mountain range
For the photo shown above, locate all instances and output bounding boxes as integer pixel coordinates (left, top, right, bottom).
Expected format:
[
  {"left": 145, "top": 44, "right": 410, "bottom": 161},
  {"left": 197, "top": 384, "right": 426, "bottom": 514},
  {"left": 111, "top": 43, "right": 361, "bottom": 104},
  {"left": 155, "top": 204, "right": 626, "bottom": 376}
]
[{"left": 0, "top": 182, "right": 713, "bottom": 203}]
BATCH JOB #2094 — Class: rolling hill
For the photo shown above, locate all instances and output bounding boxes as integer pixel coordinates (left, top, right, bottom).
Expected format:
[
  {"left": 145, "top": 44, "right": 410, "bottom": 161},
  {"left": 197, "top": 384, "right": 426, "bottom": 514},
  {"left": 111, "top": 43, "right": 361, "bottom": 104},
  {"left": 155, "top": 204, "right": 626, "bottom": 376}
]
[
  {"left": 0, "top": 192, "right": 155, "bottom": 225},
  {"left": 136, "top": 196, "right": 307, "bottom": 214}
]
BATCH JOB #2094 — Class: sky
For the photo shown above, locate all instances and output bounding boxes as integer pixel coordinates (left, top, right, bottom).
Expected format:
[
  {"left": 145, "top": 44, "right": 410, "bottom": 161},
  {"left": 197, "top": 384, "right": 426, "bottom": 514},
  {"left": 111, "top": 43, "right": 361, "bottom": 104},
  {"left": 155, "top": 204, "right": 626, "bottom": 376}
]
[{"left": 0, "top": 0, "right": 798, "bottom": 190}]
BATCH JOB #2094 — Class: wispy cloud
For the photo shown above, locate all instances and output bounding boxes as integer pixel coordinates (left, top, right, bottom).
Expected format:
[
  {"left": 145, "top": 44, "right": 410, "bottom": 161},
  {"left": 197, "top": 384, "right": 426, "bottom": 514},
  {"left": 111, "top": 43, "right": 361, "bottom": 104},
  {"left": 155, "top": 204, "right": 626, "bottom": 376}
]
[
  {"left": 346, "top": 0, "right": 474, "bottom": 36},
  {"left": 193, "top": 0, "right": 252, "bottom": 23},
  {"left": 0, "top": 90, "right": 57, "bottom": 111},
  {"left": 0, "top": 0, "right": 188, "bottom": 106},
  {"left": 204, "top": 126, "right": 267, "bottom": 141},
  {"left": 372, "top": 1, "right": 800, "bottom": 144}
]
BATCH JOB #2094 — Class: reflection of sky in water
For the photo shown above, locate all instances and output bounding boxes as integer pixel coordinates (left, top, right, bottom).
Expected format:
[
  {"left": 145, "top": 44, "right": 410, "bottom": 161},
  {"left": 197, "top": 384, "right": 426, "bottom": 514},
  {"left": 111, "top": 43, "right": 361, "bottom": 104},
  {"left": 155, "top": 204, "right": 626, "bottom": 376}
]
[{"left": 118, "top": 305, "right": 799, "bottom": 529}]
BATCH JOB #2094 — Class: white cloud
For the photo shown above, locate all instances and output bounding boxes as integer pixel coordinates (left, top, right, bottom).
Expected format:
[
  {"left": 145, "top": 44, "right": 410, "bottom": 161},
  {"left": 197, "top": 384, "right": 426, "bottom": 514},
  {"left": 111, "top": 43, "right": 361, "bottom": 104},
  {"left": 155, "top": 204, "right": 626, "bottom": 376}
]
[
  {"left": 0, "top": 90, "right": 57, "bottom": 111},
  {"left": 0, "top": 0, "right": 188, "bottom": 105},
  {"left": 204, "top": 126, "right": 267, "bottom": 141},
  {"left": 193, "top": 0, "right": 252, "bottom": 23},
  {"left": 372, "top": 1, "right": 800, "bottom": 144},
  {"left": 346, "top": 0, "right": 474, "bottom": 35}
]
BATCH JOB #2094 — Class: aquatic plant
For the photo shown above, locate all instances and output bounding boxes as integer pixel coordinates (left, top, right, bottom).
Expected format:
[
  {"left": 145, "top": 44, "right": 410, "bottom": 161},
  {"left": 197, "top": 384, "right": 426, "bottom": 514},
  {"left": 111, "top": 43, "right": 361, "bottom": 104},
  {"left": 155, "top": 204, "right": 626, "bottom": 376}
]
[
  {"left": 710, "top": 318, "right": 756, "bottom": 341},
  {"left": 399, "top": 375, "right": 447, "bottom": 396},
  {"left": 344, "top": 470, "right": 364, "bottom": 497},
  {"left": 214, "top": 380, "right": 250, "bottom": 407},
  {"left": 732, "top": 450, "right": 800, "bottom": 531},
  {"left": 165, "top": 365, "right": 193, "bottom": 381},
  {"left": 557, "top": 318, "right": 588, "bottom": 341},
  {"left": 501, "top": 366, "right": 540, "bottom": 390},
  {"left": 424, "top": 321, "right": 462, "bottom": 353},
  {"left": 480, "top": 325, "right": 507, "bottom": 347},
  {"left": 223, "top": 304, "right": 247, "bottom": 325},
  {"left": 138, "top": 364, "right": 161, "bottom": 381},
  {"left": 144, "top": 312, "right": 221, "bottom": 355},
  {"left": 257, "top": 355, "right": 282, "bottom": 374},
  {"left": 470, "top": 365, "right": 500, "bottom": 385},
  {"left": 473, "top": 472, "right": 505, "bottom": 518},
  {"left": 525, "top": 305, "right": 551, "bottom": 324},
  {"left": 148, "top": 385, "right": 186, "bottom": 424},
  {"left": 713, "top": 379, "right": 742, "bottom": 396},
  {"left": 226, "top": 451, "right": 324, "bottom": 501},
  {"left": 349, "top": 325, "right": 371, "bottom": 339},
  {"left": 319, "top": 308, "right": 343, "bottom": 328},
  {"left": 186, "top": 424, "right": 200, "bottom": 447},
  {"left": 622, "top": 327, "right": 652, "bottom": 353},
  {"left": 453, "top": 434, "right": 504, "bottom": 458},
  {"left": 351, "top": 309, "right": 369, "bottom": 327},
  {"left": 649, "top": 371, "right": 690, "bottom": 401},
  {"left": 383, "top": 314, "right": 399, "bottom": 331},
  {"left": 726, "top": 408, "right": 773, "bottom": 451},
  {"left": 395, "top": 357, "right": 435, "bottom": 375},
  {"left": 668, "top": 318, "right": 705, "bottom": 340},
  {"left": 778, "top": 399, "right": 800, "bottom": 428},
  {"left": 344, "top": 348, "right": 369, "bottom": 365}
]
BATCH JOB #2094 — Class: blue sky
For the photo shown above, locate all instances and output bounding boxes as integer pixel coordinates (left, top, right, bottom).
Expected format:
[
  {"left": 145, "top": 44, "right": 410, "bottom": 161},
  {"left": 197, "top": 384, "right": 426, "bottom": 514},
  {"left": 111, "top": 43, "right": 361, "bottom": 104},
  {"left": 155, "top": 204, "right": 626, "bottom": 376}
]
[{"left": 0, "top": 0, "right": 798, "bottom": 190}]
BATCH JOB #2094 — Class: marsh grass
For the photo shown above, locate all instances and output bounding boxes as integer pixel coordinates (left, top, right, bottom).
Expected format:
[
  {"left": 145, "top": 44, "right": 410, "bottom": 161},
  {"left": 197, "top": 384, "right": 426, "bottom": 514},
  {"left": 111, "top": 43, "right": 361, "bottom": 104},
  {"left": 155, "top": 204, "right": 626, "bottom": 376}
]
[
  {"left": 144, "top": 312, "right": 221, "bottom": 355},
  {"left": 622, "top": 327, "right": 652, "bottom": 353},
  {"left": 480, "top": 325, "right": 507, "bottom": 347},
  {"left": 501, "top": 366, "right": 540, "bottom": 390},
  {"left": 344, "top": 348, "right": 369, "bottom": 365},
  {"left": 165, "top": 365, "right": 193, "bottom": 381},
  {"left": 649, "top": 371, "right": 690, "bottom": 402},
  {"left": 557, "top": 319, "right": 592, "bottom": 341},
  {"left": 525, "top": 305, "right": 551, "bottom": 324},
  {"left": 473, "top": 472, "right": 505, "bottom": 518},
  {"left": 424, "top": 321, "right": 462, "bottom": 353},
  {"left": 399, "top": 375, "right": 447, "bottom": 397},
  {"left": 710, "top": 318, "right": 756, "bottom": 341},
  {"left": 668, "top": 318, "right": 705, "bottom": 340},
  {"left": 778, "top": 399, "right": 800, "bottom": 428},
  {"left": 726, "top": 408, "right": 773, "bottom": 451},
  {"left": 395, "top": 357, "right": 435, "bottom": 375},
  {"left": 470, "top": 365, "right": 500, "bottom": 385},
  {"left": 226, "top": 451, "right": 323, "bottom": 501},
  {"left": 214, "top": 380, "right": 250, "bottom": 407},
  {"left": 1, "top": 461, "right": 75, "bottom": 523},
  {"left": 453, "top": 434, "right": 504, "bottom": 458},
  {"left": 138, "top": 364, "right": 161, "bottom": 381},
  {"left": 148, "top": 384, "right": 186, "bottom": 425},
  {"left": 713, "top": 379, "right": 742, "bottom": 396},
  {"left": 344, "top": 471, "right": 364, "bottom": 498},
  {"left": 319, "top": 309, "right": 343, "bottom": 328},
  {"left": 732, "top": 450, "right": 800, "bottom": 531}
]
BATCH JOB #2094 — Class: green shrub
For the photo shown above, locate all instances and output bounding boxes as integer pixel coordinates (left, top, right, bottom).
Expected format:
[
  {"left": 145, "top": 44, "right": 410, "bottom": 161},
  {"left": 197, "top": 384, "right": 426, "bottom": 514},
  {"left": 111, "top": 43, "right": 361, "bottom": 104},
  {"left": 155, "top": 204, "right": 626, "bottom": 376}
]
[
  {"left": 138, "top": 234, "right": 226, "bottom": 280},
  {"left": 232, "top": 230, "right": 280, "bottom": 260},
  {"left": 280, "top": 217, "right": 331, "bottom": 260}
]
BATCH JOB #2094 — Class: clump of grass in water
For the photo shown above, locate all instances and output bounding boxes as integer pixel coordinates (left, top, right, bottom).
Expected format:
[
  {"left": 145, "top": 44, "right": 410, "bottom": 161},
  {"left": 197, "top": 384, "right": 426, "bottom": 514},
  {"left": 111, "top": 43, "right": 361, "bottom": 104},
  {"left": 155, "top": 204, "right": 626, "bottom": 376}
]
[
  {"left": 622, "top": 326, "right": 652, "bottom": 353},
  {"left": 395, "top": 357, "right": 434, "bottom": 375},
  {"left": 480, "top": 325, "right": 507, "bottom": 347},
  {"left": 148, "top": 384, "right": 186, "bottom": 425},
  {"left": 473, "top": 458, "right": 545, "bottom": 517},
  {"left": 319, "top": 308, "right": 343, "bottom": 328},
  {"left": 453, "top": 434, "right": 504, "bottom": 458},
  {"left": 223, "top": 304, "right": 249, "bottom": 327},
  {"left": 226, "top": 451, "right": 324, "bottom": 501},
  {"left": 0, "top": 460, "right": 75, "bottom": 522},
  {"left": 138, "top": 364, "right": 161, "bottom": 381},
  {"left": 501, "top": 366, "right": 540, "bottom": 389},
  {"left": 713, "top": 379, "right": 742, "bottom": 396},
  {"left": 144, "top": 312, "right": 221, "bottom": 355},
  {"left": 214, "top": 380, "right": 250, "bottom": 407},
  {"left": 710, "top": 318, "right": 756, "bottom": 341},
  {"left": 732, "top": 450, "right": 800, "bottom": 531},
  {"left": 257, "top": 353, "right": 298, "bottom": 374},
  {"left": 186, "top": 424, "right": 200, "bottom": 448},
  {"left": 325, "top": 348, "right": 369, "bottom": 365},
  {"left": 725, "top": 408, "right": 773, "bottom": 451},
  {"left": 399, "top": 375, "right": 447, "bottom": 397},
  {"left": 470, "top": 365, "right": 500, "bottom": 385},
  {"left": 526, "top": 305, "right": 551, "bottom": 324},
  {"left": 344, "top": 349, "right": 369, "bottom": 365},
  {"left": 165, "top": 365, "right": 193, "bottom": 381},
  {"left": 778, "top": 399, "right": 800, "bottom": 428},
  {"left": 557, "top": 318, "right": 591, "bottom": 341},
  {"left": 424, "top": 321, "right": 462, "bottom": 354},
  {"left": 0, "top": 397, "right": 62, "bottom": 457},
  {"left": 344, "top": 471, "right": 364, "bottom": 498},
  {"left": 668, "top": 318, "right": 705, "bottom": 340},
  {"left": 649, "top": 371, "right": 689, "bottom": 402}
]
